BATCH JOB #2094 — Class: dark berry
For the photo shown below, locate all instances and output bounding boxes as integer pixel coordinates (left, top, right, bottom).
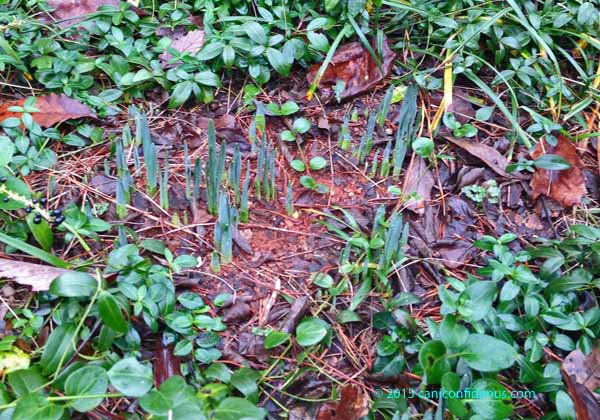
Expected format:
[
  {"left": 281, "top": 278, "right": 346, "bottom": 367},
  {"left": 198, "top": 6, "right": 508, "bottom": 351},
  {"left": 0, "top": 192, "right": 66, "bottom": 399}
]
[
  {"left": 50, "top": 209, "right": 60, "bottom": 217},
  {"left": 0, "top": 176, "right": 6, "bottom": 183},
  {"left": 2, "top": 197, "right": 9, "bottom": 203},
  {"left": 32, "top": 199, "right": 38, "bottom": 204},
  {"left": 4, "top": 32, "right": 11, "bottom": 40},
  {"left": 55, "top": 216, "right": 65, "bottom": 225},
  {"left": 33, "top": 216, "right": 42, "bottom": 224},
  {"left": 25, "top": 206, "right": 33, "bottom": 213},
  {"left": 40, "top": 198, "right": 47, "bottom": 205}
]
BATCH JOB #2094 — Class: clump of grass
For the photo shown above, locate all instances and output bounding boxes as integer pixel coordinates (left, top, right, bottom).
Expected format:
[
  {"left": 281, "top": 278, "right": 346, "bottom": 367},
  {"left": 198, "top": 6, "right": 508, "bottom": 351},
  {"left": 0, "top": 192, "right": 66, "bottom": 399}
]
[
  {"left": 380, "top": 141, "right": 392, "bottom": 178},
  {"left": 205, "top": 120, "right": 224, "bottom": 215},
  {"left": 377, "top": 85, "right": 394, "bottom": 128},
  {"left": 159, "top": 150, "right": 169, "bottom": 211},
  {"left": 193, "top": 157, "right": 202, "bottom": 204},
  {"left": 392, "top": 84, "right": 418, "bottom": 178},
  {"left": 369, "top": 149, "right": 380, "bottom": 178},
  {"left": 213, "top": 191, "right": 237, "bottom": 269},
  {"left": 133, "top": 109, "right": 158, "bottom": 197},
  {"left": 116, "top": 178, "right": 128, "bottom": 220},
  {"left": 286, "top": 182, "right": 294, "bottom": 216},
  {"left": 255, "top": 135, "right": 277, "bottom": 201},
  {"left": 184, "top": 142, "right": 192, "bottom": 201},
  {"left": 229, "top": 144, "right": 242, "bottom": 205},
  {"left": 115, "top": 132, "right": 132, "bottom": 219},
  {"left": 338, "top": 113, "right": 351, "bottom": 151},
  {"left": 240, "top": 163, "right": 251, "bottom": 223}
]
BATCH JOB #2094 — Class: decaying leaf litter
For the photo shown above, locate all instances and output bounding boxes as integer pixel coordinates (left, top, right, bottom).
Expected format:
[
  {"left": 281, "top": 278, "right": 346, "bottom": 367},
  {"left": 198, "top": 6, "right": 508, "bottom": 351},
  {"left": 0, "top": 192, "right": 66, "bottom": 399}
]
[{"left": 1, "top": 1, "right": 600, "bottom": 419}]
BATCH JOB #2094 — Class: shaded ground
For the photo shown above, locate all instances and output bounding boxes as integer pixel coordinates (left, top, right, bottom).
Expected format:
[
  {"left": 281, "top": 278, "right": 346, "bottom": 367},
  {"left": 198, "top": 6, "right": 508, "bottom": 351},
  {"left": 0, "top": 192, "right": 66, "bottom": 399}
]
[{"left": 4, "top": 64, "right": 597, "bottom": 418}]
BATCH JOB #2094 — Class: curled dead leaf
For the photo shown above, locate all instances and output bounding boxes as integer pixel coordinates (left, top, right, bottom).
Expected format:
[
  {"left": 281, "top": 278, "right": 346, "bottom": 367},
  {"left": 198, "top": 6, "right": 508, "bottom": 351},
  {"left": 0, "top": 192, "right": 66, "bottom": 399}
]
[
  {"left": 530, "top": 135, "right": 587, "bottom": 207},
  {"left": 160, "top": 29, "right": 205, "bottom": 67},
  {"left": 153, "top": 342, "right": 181, "bottom": 388},
  {"left": 307, "top": 37, "right": 396, "bottom": 102},
  {"left": 403, "top": 155, "right": 434, "bottom": 214},
  {"left": 0, "top": 94, "right": 96, "bottom": 128},
  {"left": 561, "top": 347, "right": 600, "bottom": 420},
  {"left": 0, "top": 258, "right": 74, "bottom": 292},
  {"left": 316, "top": 385, "right": 369, "bottom": 420},
  {"left": 46, "top": 0, "right": 119, "bottom": 27},
  {"left": 445, "top": 137, "right": 517, "bottom": 178}
]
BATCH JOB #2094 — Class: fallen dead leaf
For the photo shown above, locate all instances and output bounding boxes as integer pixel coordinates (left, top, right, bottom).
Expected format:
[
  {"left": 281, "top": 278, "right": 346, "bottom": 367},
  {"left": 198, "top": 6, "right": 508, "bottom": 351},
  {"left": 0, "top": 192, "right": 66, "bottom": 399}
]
[
  {"left": 160, "top": 29, "right": 205, "bottom": 66},
  {"left": 193, "top": 114, "right": 246, "bottom": 143},
  {"left": 0, "top": 94, "right": 96, "bottom": 128},
  {"left": 403, "top": 155, "right": 434, "bottom": 214},
  {"left": 561, "top": 347, "right": 600, "bottom": 420},
  {"left": 445, "top": 136, "right": 518, "bottom": 178},
  {"left": 223, "top": 302, "right": 252, "bottom": 323},
  {"left": 430, "top": 88, "right": 475, "bottom": 123},
  {"left": 153, "top": 342, "right": 181, "bottom": 388},
  {"left": 46, "top": 0, "right": 119, "bottom": 27},
  {"left": 307, "top": 37, "right": 396, "bottom": 102},
  {"left": 530, "top": 135, "right": 587, "bottom": 207},
  {"left": 316, "top": 385, "right": 369, "bottom": 420},
  {"left": 0, "top": 258, "right": 74, "bottom": 292}
]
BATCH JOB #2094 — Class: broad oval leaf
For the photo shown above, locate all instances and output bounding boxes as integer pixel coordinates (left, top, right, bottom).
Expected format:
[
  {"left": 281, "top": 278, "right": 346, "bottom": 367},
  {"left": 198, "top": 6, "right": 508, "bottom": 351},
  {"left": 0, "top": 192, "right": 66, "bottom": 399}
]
[
  {"left": 264, "top": 331, "right": 290, "bottom": 349},
  {"left": 469, "top": 379, "right": 513, "bottom": 419},
  {"left": 213, "top": 397, "right": 266, "bottom": 420},
  {"left": 64, "top": 366, "right": 108, "bottom": 412},
  {"left": 98, "top": 291, "right": 128, "bottom": 333},
  {"left": 40, "top": 323, "right": 76, "bottom": 375},
  {"left": 107, "top": 357, "right": 153, "bottom": 397},
  {"left": 13, "top": 392, "right": 63, "bottom": 420},
  {"left": 296, "top": 317, "right": 329, "bottom": 347},
  {"left": 50, "top": 272, "right": 97, "bottom": 297},
  {"left": 462, "top": 334, "right": 517, "bottom": 372}
]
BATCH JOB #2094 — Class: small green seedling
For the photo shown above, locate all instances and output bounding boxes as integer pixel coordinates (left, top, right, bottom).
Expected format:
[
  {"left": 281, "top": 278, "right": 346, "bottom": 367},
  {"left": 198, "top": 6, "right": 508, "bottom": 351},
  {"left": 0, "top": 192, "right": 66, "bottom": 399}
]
[
  {"left": 300, "top": 176, "right": 329, "bottom": 194},
  {"left": 265, "top": 101, "right": 299, "bottom": 116},
  {"left": 462, "top": 180, "right": 500, "bottom": 204},
  {"left": 443, "top": 112, "right": 478, "bottom": 138},
  {"left": 412, "top": 137, "right": 434, "bottom": 158},
  {"left": 280, "top": 117, "right": 311, "bottom": 142}
]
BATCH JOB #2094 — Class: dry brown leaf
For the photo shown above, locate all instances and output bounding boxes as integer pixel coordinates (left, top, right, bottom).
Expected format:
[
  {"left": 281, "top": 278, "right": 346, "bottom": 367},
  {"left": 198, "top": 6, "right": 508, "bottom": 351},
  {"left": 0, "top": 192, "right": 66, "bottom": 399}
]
[
  {"left": 561, "top": 347, "right": 600, "bottom": 420},
  {"left": 316, "top": 385, "right": 369, "bottom": 420},
  {"left": 403, "top": 155, "right": 434, "bottom": 214},
  {"left": 430, "top": 88, "right": 475, "bottom": 123},
  {"left": 307, "top": 37, "right": 396, "bottom": 102},
  {"left": 445, "top": 137, "right": 517, "bottom": 178},
  {"left": 0, "top": 258, "right": 73, "bottom": 292},
  {"left": 153, "top": 342, "right": 181, "bottom": 388},
  {"left": 0, "top": 94, "right": 96, "bottom": 128},
  {"left": 46, "top": 0, "right": 119, "bottom": 27},
  {"left": 160, "top": 29, "right": 205, "bottom": 66},
  {"left": 530, "top": 135, "right": 587, "bottom": 207}
]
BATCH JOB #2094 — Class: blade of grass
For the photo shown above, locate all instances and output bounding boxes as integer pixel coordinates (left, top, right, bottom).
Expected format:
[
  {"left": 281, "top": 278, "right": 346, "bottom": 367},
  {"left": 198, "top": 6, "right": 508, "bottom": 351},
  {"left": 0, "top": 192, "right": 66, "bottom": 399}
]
[{"left": 0, "top": 233, "right": 70, "bottom": 268}]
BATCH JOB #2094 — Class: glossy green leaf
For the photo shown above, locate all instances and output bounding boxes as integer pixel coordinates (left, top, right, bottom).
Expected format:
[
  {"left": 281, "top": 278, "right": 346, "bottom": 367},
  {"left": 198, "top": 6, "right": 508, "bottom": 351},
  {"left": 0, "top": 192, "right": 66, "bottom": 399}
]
[
  {"left": 13, "top": 392, "right": 63, "bottom": 420},
  {"left": 64, "top": 366, "right": 108, "bottom": 412},
  {"left": 98, "top": 291, "right": 128, "bottom": 333},
  {"left": 296, "top": 317, "right": 329, "bottom": 347},
  {"left": 462, "top": 334, "right": 517, "bottom": 372},
  {"left": 534, "top": 154, "right": 571, "bottom": 170},
  {"left": 107, "top": 357, "right": 153, "bottom": 397},
  {"left": 0, "top": 136, "right": 14, "bottom": 167},
  {"left": 50, "top": 272, "right": 97, "bottom": 297},
  {"left": 140, "top": 376, "right": 206, "bottom": 420},
  {"left": 264, "top": 331, "right": 290, "bottom": 349},
  {"left": 468, "top": 379, "right": 513, "bottom": 419},
  {"left": 309, "top": 156, "right": 327, "bottom": 170},
  {"left": 40, "top": 323, "right": 76, "bottom": 375},
  {"left": 418, "top": 340, "right": 450, "bottom": 384},
  {"left": 213, "top": 397, "right": 266, "bottom": 420}
]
